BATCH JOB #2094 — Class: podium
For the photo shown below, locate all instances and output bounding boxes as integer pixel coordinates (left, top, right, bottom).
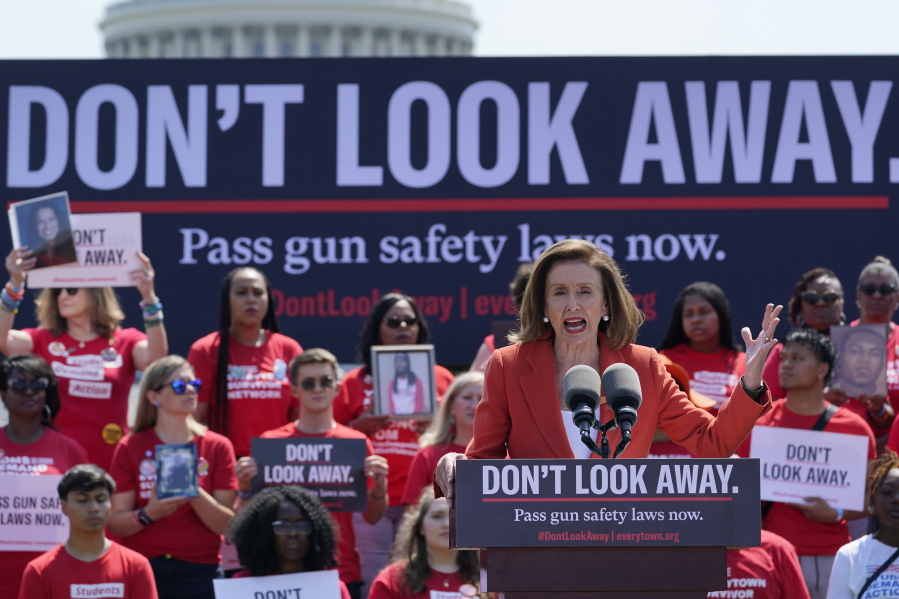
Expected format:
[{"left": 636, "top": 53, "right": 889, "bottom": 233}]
[{"left": 451, "top": 458, "right": 760, "bottom": 598}]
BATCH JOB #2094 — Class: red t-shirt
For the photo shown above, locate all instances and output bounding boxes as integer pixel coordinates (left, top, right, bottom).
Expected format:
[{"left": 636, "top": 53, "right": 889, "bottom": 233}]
[
  {"left": 188, "top": 331, "right": 302, "bottom": 457},
  {"left": 660, "top": 344, "right": 746, "bottom": 414},
  {"left": 25, "top": 327, "right": 145, "bottom": 470},
  {"left": 369, "top": 562, "right": 472, "bottom": 599},
  {"left": 738, "top": 401, "right": 876, "bottom": 556},
  {"left": 402, "top": 441, "right": 466, "bottom": 506},
  {"left": 18, "top": 541, "right": 158, "bottom": 599},
  {"left": 709, "top": 530, "right": 810, "bottom": 599},
  {"left": 231, "top": 569, "right": 352, "bottom": 599},
  {"left": 0, "top": 427, "right": 89, "bottom": 599},
  {"left": 259, "top": 422, "right": 374, "bottom": 585},
  {"left": 332, "top": 365, "right": 455, "bottom": 505},
  {"left": 108, "top": 429, "right": 237, "bottom": 564}
]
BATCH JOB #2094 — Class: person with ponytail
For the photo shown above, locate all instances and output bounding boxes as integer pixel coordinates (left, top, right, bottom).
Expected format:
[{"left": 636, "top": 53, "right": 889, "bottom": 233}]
[
  {"left": 189, "top": 267, "right": 302, "bottom": 457},
  {"left": 0, "top": 355, "right": 88, "bottom": 599}
]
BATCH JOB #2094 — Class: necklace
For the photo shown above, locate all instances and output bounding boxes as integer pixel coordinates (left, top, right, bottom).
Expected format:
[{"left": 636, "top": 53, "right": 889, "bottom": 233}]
[{"left": 433, "top": 570, "right": 452, "bottom": 588}]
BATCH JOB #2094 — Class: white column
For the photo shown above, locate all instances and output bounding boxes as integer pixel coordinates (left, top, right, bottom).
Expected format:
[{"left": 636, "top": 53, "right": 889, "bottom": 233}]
[
  {"left": 390, "top": 29, "right": 402, "bottom": 56},
  {"left": 201, "top": 28, "right": 214, "bottom": 57},
  {"left": 147, "top": 34, "right": 159, "bottom": 58},
  {"left": 360, "top": 27, "right": 373, "bottom": 57},
  {"left": 233, "top": 27, "right": 247, "bottom": 57},
  {"left": 264, "top": 24, "right": 277, "bottom": 57},
  {"left": 328, "top": 25, "right": 341, "bottom": 56},
  {"left": 297, "top": 25, "right": 309, "bottom": 57},
  {"left": 414, "top": 33, "right": 427, "bottom": 56},
  {"left": 173, "top": 30, "right": 185, "bottom": 57}
]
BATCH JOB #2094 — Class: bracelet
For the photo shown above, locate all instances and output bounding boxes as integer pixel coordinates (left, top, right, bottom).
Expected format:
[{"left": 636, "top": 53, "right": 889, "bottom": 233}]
[
  {"left": 1, "top": 288, "right": 22, "bottom": 312},
  {"left": 4, "top": 282, "right": 23, "bottom": 301},
  {"left": 130, "top": 509, "right": 144, "bottom": 528},
  {"left": 833, "top": 507, "right": 844, "bottom": 522},
  {"left": 143, "top": 315, "right": 164, "bottom": 329},
  {"left": 137, "top": 507, "right": 155, "bottom": 526},
  {"left": 6, "top": 280, "right": 24, "bottom": 295},
  {"left": 872, "top": 404, "right": 890, "bottom": 421},
  {"left": 236, "top": 489, "right": 253, "bottom": 499}
]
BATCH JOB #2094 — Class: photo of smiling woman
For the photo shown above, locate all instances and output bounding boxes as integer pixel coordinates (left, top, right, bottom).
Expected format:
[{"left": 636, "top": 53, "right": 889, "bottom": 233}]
[{"left": 29, "top": 202, "right": 77, "bottom": 269}]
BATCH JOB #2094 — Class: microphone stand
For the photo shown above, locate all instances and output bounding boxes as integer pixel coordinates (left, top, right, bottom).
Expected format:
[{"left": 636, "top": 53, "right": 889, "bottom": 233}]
[{"left": 579, "top": 418, "right": 622, "bottom": 459}]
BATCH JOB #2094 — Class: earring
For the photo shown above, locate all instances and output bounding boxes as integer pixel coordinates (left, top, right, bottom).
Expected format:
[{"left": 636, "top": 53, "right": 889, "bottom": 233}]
[
  {"left": 603, "top": 315, "right": 609, "bottom": 322},
  {"left": 543, "top": 316, "right": 549, "bottom": 323},
  {"left": 43, "top": 404, "right": 52, "bottom": 422},
  {"left": 153, "top": 402, "right": 161, "bottom": 407},
  {"left": 839, "top": 312, "right": 847, "bottom": 326}
]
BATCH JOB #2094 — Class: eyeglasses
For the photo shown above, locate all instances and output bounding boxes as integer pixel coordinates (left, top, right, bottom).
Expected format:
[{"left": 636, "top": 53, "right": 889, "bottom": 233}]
[
  {"left": 51, "top": 288, "right": 79, "bottom": 297},
  {"left": 384, "top": 315, "right": 418, "bottom": 329},
  {"left": 801, "top": 290, "right": 842, "bottom": 305},
  {"left": 859, "top": 284, "right": 898, "bottom": 297},
  {"left": 299, "top": 376, "right": 334, "bottom": 391},
  {"left": 271, "top": 520, "right": 312, "bottom": 536},
  {"left": 7, "top": 378, "right": 50, "bottom": 393},
  {"left": 154, "top": 379, "right": 202, "bottom": 394}
]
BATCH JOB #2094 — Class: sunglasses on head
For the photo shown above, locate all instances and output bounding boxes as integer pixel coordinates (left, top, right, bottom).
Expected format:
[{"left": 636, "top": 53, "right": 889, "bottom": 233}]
[
  {"left": 7, "top": 378, "right": 50, "bottom": 393},
  {"left": 801, "top": 290, "right": 842, "bottom": 305},
  {"left": 384, "top": 315, "right": 418, "bottom": 329},
  {"left": 299, "top": 376, "right": 334, "bottom": 391},
  {"left": 859, "top": 283, "right": 898, "bottom": 297},
  {"left": 271, "top": 520, "right": 312, "bottom": 536},
  {"left": 154, "top": 379, "right": 202, "bottom": 394},
  {"left": 51, "top": 288, "right": 79, "bottom": 298}
]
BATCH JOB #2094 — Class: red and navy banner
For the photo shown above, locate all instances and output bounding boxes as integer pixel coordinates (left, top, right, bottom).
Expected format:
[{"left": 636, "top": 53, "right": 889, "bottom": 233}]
[{"left": 1, "top": 56, "right": 894, "bottom": 364}]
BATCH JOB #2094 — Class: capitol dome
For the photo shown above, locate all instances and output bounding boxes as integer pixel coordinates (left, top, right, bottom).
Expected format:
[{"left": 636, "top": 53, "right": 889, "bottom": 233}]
[{"left": 100, "top": 0, "right": 478, "bottom": 58}]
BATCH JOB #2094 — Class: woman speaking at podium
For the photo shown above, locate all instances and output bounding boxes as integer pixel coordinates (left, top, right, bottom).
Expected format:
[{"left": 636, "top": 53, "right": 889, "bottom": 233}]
[{"left": 436, "top": 239, "right": 780, "bottom": 500}]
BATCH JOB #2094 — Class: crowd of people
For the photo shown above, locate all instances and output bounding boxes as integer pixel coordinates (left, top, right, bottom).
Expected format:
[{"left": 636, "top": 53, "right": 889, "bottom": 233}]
[{"left": 3, "top": 240, "right": 899, "bottom": 599}]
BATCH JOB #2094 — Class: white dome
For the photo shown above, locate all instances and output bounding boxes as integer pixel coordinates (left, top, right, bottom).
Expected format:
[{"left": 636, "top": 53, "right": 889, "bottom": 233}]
[{"left": 100, "top": 0, "right": 478, "bottom": 58}]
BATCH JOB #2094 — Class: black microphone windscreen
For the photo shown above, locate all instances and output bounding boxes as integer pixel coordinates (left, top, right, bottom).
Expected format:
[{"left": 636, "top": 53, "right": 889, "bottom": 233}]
[
  {"left": 563, "top": 365, "right": 601, "bottom": 411},
  {"left": 602, "top": 363, "right": 642, "bottom": 410}
]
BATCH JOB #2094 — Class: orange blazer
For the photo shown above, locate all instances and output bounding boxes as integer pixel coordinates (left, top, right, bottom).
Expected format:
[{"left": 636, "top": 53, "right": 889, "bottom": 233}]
[{"left": 467, "top": 333, "right": 772, "bottom": 460}]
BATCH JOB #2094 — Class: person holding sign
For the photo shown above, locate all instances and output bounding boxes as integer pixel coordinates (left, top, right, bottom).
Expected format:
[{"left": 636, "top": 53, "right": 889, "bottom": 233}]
[
  {"left": 0, "top": 355, "right": 89, "bottom": 599},
  {"left": 189, "top": 267, "right": 302, "bottom": 457},
  {"left": 331, "top": 293, "right": 454, "bottom": 596},
  {"left": 402, "top": 372, "right": 484, "bottom": 506},
  {"left": 659, "top": 281, "right": 746, "bottom": 413},
  {"left": 235, "top": 348, "right": 388, "bottom": 599},
  {"left": 18, "top": 464, "right": 158, "bottom": 599},
  {"left": 0, "top": 247, "right": 168, "bottom": 470},
  {"left": 108, "top": 356, "right": 237, "bottom": 599},
  {"left": 739, "top": 329, "right": 876, "bottom": 599},
  {"left": 368, "top": 489, "right": 483, "bottom": 599},
  {"left": 29, "top": 204, "right": 77, "bottom": 269},
  {"left": 436, "top": 239, "right": 780, "bottom": 501},
  {"left": 228, "top": 485, "right": 351, "bottom": 598}
]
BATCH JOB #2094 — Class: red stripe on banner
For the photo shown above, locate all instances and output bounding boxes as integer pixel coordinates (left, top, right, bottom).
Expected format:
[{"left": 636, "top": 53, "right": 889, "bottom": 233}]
[
  {"left": 68, "top": 196, "right": 888, "bottom": 214},
  {"left": 482, "top": 497, "right": 734, "bottom": 502}
]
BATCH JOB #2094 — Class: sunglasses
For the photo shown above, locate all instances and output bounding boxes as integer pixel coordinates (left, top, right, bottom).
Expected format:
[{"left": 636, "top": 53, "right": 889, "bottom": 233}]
[
  {"left": 154, "top": 379, "right": 202, "bottom": 394},
  {"left": 272, "top": 520, "right": 312, "bottom": 536},
  {"left": 7, "top": 378, "right": 50, "bottom": 393},
  {"left": 51, "top": 288, "right": 79, "bottom": 297},
  {"left": 859, "top": 284, "right": 898, "bottom": 297},
  {"left": 299, "top": 376, "right": 334, "bottom": 391},
  {"left": 384, "top": 315, "right": 419, "bottom": 329},
  {"left": 801, "top": 290, "right": 842, "bottom": 305}
]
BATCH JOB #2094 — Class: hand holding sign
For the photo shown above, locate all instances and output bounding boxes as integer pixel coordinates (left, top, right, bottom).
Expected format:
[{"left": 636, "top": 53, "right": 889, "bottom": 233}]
[
  {"left": 144, "top": 486, "right": 190, "bottom": 521},
  {"left": 365, "top": 455, "right": 389, "bottom": 497},
  {"left": 235, "top": 456, "right": 258, "bottom": 496},
  {"left": 4, "top": 247, "right": 37, "bottom": 288},
  {"left": 128, "top": 252, "right": 158, "bottom": 304},
  {"left": 786, "top": 497, "right": 841, "bottom": 524}
]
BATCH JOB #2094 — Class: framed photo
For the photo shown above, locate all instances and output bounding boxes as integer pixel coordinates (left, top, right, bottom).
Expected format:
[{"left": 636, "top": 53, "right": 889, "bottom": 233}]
[
  {"left": 7, "top": 192, "right": 77, "bottom": 270},
  {"left": 371, "top": 344, "right": 437, "bottom": 418},
  {"left": 831, "top": 324, "right": 888, "bottom": 397},
  {"left": 155, "top": 443, "right": 199, "bottom": 499}
]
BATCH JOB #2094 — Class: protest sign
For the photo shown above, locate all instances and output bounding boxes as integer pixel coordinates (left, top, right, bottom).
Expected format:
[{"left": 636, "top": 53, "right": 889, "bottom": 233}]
[
  {"left": 0, "top": 474, "right": 68, "bottom": 552},
  {"left": 26, "top": 212, "right": 142, "bottom": 288},
  {"left": 213, "top": 570, "right": 341, "bottom": 599},
  {"left": 750, "top": 426, "right": 869, "bottom": 510},
  {"left": 250, "top": 437, "right": 367, "bottom": 511},
  {"left": 7, "top": 192, "right": 77, "bottom": 270}
]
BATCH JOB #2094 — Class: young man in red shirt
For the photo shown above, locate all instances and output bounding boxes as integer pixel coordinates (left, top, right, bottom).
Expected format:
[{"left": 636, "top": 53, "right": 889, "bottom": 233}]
[
  {"left": 19, "top": 464, "right": 158, "bottom": 599},
  {"left": 236, "top": 348, "right": 388, "bottom": 599}
]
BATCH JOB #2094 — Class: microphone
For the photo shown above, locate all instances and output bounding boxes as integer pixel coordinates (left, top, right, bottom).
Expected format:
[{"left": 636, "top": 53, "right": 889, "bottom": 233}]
[
  {"left": 563, "top": 365, "right": 601, "bottom": 438},
  {"left": 602, "top": 363, "right": 642, "bottom": 458}
]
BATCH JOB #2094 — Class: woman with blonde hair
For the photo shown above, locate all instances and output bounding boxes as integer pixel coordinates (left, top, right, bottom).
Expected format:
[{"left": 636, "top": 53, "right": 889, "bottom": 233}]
[
  {"left": 1, "top": 247, "right": 167, "bottom": 469},
  {"left": 402, "top": 372, "right": 484, "bottom": 506},
  {"left": 108, "top": 355, "right": 237, "bottom": 599}
]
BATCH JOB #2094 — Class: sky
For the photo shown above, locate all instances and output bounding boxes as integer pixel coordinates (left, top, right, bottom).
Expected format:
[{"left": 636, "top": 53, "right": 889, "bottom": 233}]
[{"left": 3, "top": 0, "right": 899, "bottom": 59}]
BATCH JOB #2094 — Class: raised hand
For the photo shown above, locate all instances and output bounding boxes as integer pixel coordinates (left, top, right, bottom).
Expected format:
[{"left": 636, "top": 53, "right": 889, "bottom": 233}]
[{"left": 741, "top": 303, "right": 783, "bottom": 390}]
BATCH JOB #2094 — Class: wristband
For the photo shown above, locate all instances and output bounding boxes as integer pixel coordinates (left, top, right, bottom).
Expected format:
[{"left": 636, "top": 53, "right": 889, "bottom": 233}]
[
  {"left": 137, "top": 507, "right": 155, "bottom": 526},
  {"left": 237, "top": 489, "right": 253, "bottom": 499},
  {"left": 130, "top": 509, "right": 144, "bottom": 528},
  {"left": 872, "top": 404, "right": 890, "bottom": 421},
  {"left": 740, "top": 376, "right": 764, "bottom": 400},
  {"left": 833, "top": 507, "right": 844, "bottom": 522}
]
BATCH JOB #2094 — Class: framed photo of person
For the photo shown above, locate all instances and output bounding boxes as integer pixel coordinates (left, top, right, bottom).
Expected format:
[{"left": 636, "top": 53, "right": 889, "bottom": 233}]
[
  {"left": 830, "top": 324, "right": 888, "bottom": 397},
  {"left": 371, "top": 344, "right": 437, "bottom": 418},
  {"left": 7, "top": 191, "right": 78, "bottom": 270},
  {"left": 155, "top": 443, "right": 199, "bottom": 499}
]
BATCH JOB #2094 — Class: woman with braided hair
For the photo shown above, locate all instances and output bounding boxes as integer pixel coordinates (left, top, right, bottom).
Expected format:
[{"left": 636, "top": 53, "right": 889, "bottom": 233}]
[
  {"left": 229, "top": 486, "right": 351, "bottom": 598},
  {"left": 827, "top": 451, "right": 899, "bottom": 598},
  {"left": 189, "top": 267, "right": 302, "bottom": 457}
]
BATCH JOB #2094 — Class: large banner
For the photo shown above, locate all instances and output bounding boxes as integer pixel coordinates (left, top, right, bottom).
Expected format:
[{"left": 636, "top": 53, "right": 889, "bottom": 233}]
[{"left": 1, "top": 56, "right": 895, "bottom": 364}]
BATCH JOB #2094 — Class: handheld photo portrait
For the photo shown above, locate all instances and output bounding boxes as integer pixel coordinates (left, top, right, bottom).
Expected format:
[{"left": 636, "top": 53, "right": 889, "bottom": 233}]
[{"left": 371, "top": 344, "right": 437, "bottom": 418}]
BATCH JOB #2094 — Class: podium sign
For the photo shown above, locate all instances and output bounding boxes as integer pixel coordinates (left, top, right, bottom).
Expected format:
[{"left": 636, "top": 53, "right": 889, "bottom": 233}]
[{"left": 453, "top": 458, "right": 760, "bottom": 549}]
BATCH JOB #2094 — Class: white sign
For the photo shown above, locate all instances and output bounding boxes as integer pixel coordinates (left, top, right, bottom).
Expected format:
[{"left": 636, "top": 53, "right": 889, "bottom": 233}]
[
  {"left": 26, "top": 212, "right": 142, "bottom": 288},
  {"left": 749, "top": 426, "right": 869, "bottom": 511},
  {"left": 0, "top": 474, "right": 68, "bottom": 551},
  {"left": 213, "top": 570, "right": 341, "bottom": 599}
]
